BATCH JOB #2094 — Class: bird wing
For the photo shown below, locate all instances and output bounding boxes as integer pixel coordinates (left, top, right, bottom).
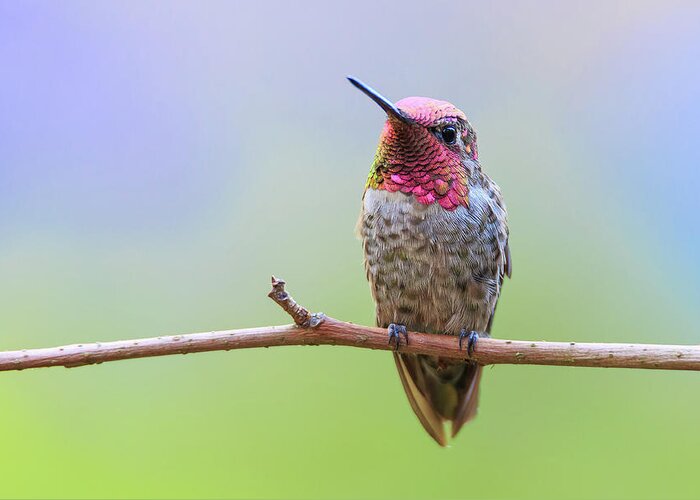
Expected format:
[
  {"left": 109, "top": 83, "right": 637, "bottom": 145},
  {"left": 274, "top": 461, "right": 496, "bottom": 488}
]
[
  {"left": 505, "top": 240, "right": 512, "bottom": 279},
  {"left": 454, "top": 233, "right": 510, "bottom": 433}
]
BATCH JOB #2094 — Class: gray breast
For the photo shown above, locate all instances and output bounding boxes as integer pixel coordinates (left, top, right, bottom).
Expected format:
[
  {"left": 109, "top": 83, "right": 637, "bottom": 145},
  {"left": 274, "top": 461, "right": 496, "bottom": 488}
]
[{"left": 359, "top": 187, "right": 507, "bottom": 335}]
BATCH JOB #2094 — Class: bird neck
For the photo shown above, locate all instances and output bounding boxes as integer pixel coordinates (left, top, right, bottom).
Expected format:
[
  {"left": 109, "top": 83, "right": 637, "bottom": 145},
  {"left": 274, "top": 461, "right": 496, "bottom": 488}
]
[{"left": 365, "top": 147, "right": 474, "bottom": 211}]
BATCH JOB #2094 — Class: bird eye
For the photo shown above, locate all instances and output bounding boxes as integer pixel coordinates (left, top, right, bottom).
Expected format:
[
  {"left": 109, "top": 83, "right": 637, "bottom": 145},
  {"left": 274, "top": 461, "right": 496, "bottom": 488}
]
[{"left": 441, "top": 126, "right": 457, "bottom": 145}]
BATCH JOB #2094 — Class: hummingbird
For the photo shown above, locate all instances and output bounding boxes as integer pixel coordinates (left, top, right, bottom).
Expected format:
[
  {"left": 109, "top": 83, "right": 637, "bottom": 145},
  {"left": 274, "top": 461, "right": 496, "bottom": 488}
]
[{"left": 349, "top": 77, "right": 511, "bottom": 446}]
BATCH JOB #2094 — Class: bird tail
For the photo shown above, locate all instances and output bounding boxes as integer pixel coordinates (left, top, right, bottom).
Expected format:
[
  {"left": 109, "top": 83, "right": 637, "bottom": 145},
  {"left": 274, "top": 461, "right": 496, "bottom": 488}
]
[{"left": 393, "top": 353, "right": 482, "bottom": 446}]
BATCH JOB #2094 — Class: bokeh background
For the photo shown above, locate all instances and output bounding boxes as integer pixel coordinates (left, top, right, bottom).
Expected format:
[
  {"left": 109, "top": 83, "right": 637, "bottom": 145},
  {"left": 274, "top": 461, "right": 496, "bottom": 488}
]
[{"left": 1, "top": 1, "right": 700, "bottom": 498}]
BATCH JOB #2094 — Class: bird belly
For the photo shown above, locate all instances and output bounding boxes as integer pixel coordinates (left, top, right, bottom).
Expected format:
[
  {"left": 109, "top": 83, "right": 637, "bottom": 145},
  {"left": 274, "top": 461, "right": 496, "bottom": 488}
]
[{"left": 360, "top": 189, "right": 502, "bottom": 336}]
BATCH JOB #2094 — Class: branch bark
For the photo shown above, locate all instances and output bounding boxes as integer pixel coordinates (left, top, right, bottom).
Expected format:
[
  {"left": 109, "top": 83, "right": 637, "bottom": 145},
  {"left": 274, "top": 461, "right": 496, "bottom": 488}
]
[{"left": 0, "top": 276, "right": 698, "bottom": 372}]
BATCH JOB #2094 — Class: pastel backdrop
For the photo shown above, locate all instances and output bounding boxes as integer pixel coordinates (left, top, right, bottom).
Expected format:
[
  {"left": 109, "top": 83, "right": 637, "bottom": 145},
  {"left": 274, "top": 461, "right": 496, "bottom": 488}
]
[{"left": 1, "top": 1, "right": 699, "bottom": 498}]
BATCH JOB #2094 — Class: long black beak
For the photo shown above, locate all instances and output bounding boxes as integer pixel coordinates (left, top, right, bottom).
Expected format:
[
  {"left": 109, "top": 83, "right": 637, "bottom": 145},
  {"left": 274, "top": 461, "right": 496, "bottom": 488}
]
[{"left": 347, "top": 76, "right": 412, "bottom": 124}]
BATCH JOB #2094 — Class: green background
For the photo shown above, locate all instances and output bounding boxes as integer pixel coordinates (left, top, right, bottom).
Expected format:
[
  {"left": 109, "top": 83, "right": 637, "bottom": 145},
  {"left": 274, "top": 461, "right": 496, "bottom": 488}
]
[{"left": 1, "top": 1, "right": 699, "bottom": 498}]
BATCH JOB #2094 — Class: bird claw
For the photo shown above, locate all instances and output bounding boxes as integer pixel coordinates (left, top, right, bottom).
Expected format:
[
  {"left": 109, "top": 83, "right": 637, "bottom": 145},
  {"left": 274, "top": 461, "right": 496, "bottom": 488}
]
[
  {"left": 459, "top": 330, "right": 480, "bottom": 357},
  {"left": 388, "top": 323, "right": 408, "bottom": 351}
]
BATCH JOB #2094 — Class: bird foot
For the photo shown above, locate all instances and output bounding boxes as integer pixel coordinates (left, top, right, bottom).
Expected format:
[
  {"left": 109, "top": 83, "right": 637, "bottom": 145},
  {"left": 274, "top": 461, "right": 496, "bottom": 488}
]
[
  {"left": 388, "top": 323, "right": 408, "bottom": 351},
  {"left": 459, "top": 330, "right": 480, "bottom": 357}
]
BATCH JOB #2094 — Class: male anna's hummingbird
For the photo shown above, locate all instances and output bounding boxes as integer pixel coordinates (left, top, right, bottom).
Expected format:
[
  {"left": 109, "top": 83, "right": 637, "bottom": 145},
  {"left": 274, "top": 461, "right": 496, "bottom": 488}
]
[{"left": 349, "top": 77, "right": 511, "bottom": 446}]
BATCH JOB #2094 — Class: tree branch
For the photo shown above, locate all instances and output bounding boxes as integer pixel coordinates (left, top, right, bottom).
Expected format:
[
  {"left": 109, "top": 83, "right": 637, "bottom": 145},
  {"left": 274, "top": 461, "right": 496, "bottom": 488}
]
[{"left": 0, "top": 276, "right": 698, "bottom": 372}]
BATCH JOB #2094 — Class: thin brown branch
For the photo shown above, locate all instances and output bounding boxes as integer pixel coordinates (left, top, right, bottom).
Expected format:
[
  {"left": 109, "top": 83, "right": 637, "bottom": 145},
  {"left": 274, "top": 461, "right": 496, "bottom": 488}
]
[{"left": 0, "top": 277, "right": 698, "bottom": 372}]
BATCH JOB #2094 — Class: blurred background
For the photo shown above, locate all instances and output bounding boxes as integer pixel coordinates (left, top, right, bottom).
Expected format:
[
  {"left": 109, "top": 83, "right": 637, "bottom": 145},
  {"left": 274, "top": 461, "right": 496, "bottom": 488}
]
[{"left": 1, "top": 1, "right": 699, "bottom": 498}]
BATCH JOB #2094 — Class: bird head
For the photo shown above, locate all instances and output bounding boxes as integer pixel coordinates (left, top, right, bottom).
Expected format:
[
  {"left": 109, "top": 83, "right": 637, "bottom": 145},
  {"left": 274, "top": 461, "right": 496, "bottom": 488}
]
[{"left": 348, "top": 77, "right": 477, "bottom": 210}]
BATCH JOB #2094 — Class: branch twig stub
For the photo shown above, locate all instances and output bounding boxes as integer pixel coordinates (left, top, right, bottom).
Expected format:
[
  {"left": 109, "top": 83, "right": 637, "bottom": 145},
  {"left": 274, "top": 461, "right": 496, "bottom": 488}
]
[{"left": 267, "top": 276, "right": 312, "bottom": 327}]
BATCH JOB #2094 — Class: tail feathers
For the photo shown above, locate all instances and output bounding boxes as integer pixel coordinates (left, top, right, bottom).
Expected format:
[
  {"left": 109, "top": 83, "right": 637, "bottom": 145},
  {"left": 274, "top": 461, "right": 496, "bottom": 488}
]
[
  {"left": 393, "top": 353, "right": 447, "bottom": 446},
  {"left": 393, "top": 353, "right": 482, "bottom": 446},
  {"left": 451, "top": 363, "right": 482, "bottom": 437}
]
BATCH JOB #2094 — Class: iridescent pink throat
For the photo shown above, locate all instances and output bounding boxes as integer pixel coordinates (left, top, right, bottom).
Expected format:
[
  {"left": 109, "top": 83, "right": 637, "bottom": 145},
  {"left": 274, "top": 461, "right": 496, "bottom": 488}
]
[{"left": 366, "top": 121, "right": 472, "bottom": 211}]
